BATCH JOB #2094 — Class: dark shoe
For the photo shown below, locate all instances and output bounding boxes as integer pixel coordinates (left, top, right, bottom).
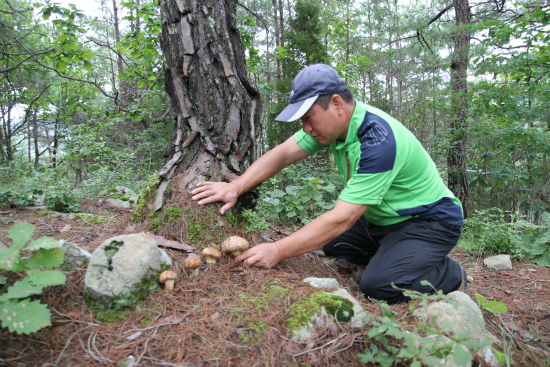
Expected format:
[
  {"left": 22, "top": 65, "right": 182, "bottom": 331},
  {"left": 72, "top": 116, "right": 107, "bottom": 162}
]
[{"left": 458, "top": 265, "right": 468, "bottom": 292}]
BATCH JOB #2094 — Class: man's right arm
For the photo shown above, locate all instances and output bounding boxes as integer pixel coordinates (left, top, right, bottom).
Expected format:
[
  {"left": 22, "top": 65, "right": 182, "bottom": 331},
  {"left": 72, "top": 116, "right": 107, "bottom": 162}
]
[{"left": 191, "top": 136, "right": 311, "bottom": 214}]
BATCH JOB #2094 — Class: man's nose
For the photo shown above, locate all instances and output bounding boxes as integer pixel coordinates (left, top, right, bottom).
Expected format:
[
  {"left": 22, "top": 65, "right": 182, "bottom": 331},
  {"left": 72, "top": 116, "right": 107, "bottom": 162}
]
[{"left": 303, "top": 122, "right": 312, "bottom": 133}]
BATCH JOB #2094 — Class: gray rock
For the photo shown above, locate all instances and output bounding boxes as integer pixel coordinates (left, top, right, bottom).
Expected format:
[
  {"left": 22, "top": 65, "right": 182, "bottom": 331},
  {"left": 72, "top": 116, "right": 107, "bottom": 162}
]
[
  {"left": 159, "top": 249, "right": 173, "bottom": 266},
  {"left": 291, "top": 280, "right": 368, "bottom": 342},
  {"left": 527, "top": 269, "right": 536, "bottom": 272},
  {"left": 85, "top": 234, "right": 170, "bottom": 305},
  {"left": 303, "top": 277, "right": 341, "bottom": 290},
  {"left": 328, "top": 288, "right": 367, "bottom": 328},
  {"left": 484, "top": 255, "right": 512, "bottom": 271},
  {"left": 291, "top": 308, "right": 331, "bottom": 342},
  {"left": 413, "top": 291, "right": 499, "bottom": 367},
  {"left": 102, "top": 187, "right": 139, "bottom": 208},
  {"left": 59, "top": 240, "right": 91, "bottom": 268},
  {"left": 408, "top": 333, "right": 473, "bottom": 367}
]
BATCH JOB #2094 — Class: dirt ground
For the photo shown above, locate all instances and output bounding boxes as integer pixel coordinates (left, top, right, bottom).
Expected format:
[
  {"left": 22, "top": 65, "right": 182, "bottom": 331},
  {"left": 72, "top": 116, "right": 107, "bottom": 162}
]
[{"left": 1, "top": 200, "right": 549, "bottom": 367}]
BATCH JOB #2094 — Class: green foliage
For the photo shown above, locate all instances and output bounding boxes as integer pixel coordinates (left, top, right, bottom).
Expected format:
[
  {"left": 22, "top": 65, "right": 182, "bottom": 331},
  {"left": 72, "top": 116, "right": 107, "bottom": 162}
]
[
  {"left": 251, "top": 157, "right": 342, "bottom": 227},
  {"left": 0, "top": 189, "right": 38, "bottom": 207},
  {"left": 474, "top": 294, "right": 508, "bottom": 314},
  {"left": 0, "top": 223, "right": 66, "bottom": 334},
  {"left": 359, "top": 283, "right": 489, "bottom": 366},
  {"left": 459, "top": 209, "right": 529, "bottom": 260},
  {"left": 45, "top": 190, "right": 81, "bottom": 213},
  {"left": 518, "top": 212, "right": 550, "bottom": 267}
]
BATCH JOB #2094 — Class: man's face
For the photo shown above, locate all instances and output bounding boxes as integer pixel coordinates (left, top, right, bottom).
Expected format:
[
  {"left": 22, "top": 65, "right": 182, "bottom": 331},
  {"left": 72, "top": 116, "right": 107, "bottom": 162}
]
[{"left": 301, "top": 103, "right": 346, "bottom": 145}]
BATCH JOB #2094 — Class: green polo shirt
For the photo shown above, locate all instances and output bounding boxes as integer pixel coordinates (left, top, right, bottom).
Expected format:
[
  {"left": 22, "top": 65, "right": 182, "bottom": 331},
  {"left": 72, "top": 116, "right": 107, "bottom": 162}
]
[{"left": 294, "top": 100, "right": 463, "bottom": 227}]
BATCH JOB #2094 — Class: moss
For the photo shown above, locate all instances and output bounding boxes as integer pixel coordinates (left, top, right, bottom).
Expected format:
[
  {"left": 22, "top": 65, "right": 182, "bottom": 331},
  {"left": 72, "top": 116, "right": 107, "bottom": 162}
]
[
  {"left": 105, "top": 188, "right": 118, "bottom": 196},
  {"left": 165, "top": 205, "right": 183, "bottom": 221},
  {"left": 77, "top": 213, "right": 112, "bottom": 224},
  {"left": 86, "top": 267, "right": 163, "bottom": 312},
  {"left": 131, "top": 175, "right": 160, "bottom": 222},
  {"left": 96, "top": 309, "right": 132, "bottom": 323},
  {"left": 148, "top": 217, "right": 161, "bottom": 231},
  {"left": 287, "top": 292, "right": 355, "bottom": 330},
  {"left": 40, "top": 210, "right": 59, "bottom": 217}
]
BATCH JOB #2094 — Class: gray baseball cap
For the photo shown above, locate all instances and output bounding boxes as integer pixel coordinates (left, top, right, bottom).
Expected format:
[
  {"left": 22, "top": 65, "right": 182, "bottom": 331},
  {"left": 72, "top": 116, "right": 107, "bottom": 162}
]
[{"left": 275, "top": 63, "right": 347, "bottom": 122}]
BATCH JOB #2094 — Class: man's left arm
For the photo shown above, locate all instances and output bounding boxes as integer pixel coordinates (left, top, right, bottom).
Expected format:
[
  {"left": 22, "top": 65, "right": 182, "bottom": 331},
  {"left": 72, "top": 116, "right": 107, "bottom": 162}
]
[{"left": 236, "top": 200, "right": 370, "bottom": 268}]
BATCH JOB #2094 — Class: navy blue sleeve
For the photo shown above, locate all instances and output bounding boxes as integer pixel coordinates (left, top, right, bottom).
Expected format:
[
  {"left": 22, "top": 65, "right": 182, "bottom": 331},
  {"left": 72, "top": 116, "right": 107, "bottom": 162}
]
[{"left": 357, "top": 112, "right": 396, "bottom": 174}]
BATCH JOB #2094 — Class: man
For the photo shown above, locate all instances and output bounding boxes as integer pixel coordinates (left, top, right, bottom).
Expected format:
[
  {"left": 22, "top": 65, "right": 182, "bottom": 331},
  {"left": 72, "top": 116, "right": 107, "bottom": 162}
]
[{"left": 191, "top": 63, "right": 466, "bottom": 304}]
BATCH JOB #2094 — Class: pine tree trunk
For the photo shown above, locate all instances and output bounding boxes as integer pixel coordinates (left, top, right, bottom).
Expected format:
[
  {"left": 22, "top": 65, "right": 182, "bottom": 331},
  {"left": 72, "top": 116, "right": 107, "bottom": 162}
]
[
  {"left": 448, "top": 0, "right": 471, "bottom": 218},
  {"left": 156, "top": 0, "right": 262, "bottom": 211}
]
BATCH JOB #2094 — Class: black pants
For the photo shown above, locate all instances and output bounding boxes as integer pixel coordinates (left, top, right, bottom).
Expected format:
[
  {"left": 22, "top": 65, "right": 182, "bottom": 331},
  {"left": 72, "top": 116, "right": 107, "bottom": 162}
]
[{"left": 323, "top": 216, "right": 463, "bottom": 304}]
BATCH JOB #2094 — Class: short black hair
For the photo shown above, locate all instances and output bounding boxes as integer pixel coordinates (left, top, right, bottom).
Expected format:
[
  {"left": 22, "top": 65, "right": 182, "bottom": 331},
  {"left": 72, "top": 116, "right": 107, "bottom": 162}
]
[{"left": 313, "top": 90, "right": 354, "bottom": 110}]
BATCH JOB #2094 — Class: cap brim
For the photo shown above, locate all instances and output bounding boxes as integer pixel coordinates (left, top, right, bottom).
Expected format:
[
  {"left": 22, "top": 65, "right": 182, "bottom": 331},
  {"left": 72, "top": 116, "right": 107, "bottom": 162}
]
[{"left": 274, "top": 95, "right": 318, "bottom": 122}]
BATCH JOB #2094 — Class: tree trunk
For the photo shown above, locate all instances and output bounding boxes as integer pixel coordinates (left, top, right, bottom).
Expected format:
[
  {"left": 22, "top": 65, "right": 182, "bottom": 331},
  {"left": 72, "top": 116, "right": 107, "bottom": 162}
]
[
  {"left": 156, "top": 0, "right": 262, "bottom": 211},
  {"left": 448, "top": 0, "right": 471, "bottom": 218},
  {"left": 112, "top": 0, "right": 127, "bottom": 108}
]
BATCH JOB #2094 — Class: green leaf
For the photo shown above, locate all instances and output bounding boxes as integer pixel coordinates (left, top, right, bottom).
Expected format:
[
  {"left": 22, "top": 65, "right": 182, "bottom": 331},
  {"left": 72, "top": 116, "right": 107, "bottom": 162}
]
[
  {"left": 8, "top": 223, "right": 34, "bottom": 251},
  {"left": 0, "top": 249, "right": 26, "bottom": 271},
  {"left": 482, "top": 300, "right": 508, "bottom": 314},
  {"left": 0, "top": 299, "right": 52, "bottom": 334},
  {"left": 83, "top": 60, "right": 93, "bottom": 71},
  {"left": 27, "top": 269, "right": 66, "bottom": 288},
  {"left": 0, "top": 278, "right": 43, "bottom": 301},
  {"left": 451, "top": 343, "right": 473, "bottom": 366},
  {"left": 27, "top": 236, "right": 59, "bottom": 251},
  {"left": 26, "top": 248, "right": 65, "bottom": 269}
]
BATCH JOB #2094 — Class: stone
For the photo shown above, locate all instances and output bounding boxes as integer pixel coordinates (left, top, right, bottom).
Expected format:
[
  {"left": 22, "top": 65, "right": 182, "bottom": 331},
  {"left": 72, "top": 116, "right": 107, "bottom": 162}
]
[
  {"left": 59, "top": 240, "right": 91, "bottom": 268},
  {"left": 483, "top": 255, "right": 512, "bottom": 271},
  {"left": 527, "top": 269, "right": 536, "bottom": 272},
  {"left": 328, "top": 288, "right": 368, "bottom": 328},
  {"left": 413, "top": 291, "right": 499, "bottom": 367},
  {"left": 303, "top": 277, "right": 341, "bottom": 290},
  {"left": 102, "top": 187, "right": 139, "bottom": 209},
  {"left": 291, "top": 278, "right": 368, "bottom": 342},
  {"left": 85, "top": 234, "right": 171, "bottom": 305},
  {"left": 408, "top": 333, "right": 473, "bottom": 367}
]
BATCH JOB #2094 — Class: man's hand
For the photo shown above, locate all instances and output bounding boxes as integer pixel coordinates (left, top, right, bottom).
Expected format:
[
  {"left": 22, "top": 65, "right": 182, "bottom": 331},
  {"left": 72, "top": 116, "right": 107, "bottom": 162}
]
[
  {"left": 191, "top": 181, "right": 239, "bottom": 214},
  {"left": 235, "top": 243, "right": 281, "bottom": 268}
]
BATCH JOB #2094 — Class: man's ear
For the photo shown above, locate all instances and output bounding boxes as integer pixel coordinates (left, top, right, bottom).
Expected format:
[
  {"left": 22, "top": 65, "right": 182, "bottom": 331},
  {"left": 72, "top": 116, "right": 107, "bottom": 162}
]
[{"left": 330, "top": 94, "right": 345, "bottom": 115}]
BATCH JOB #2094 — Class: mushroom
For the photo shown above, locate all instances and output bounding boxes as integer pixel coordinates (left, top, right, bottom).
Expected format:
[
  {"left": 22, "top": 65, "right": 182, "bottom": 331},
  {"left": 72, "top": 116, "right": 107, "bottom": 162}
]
[
  {"left": 221, "top": 236, "right": 249, "bottom": 257},
  {"left": 202, "top": 247, "right": 222, "bottom": 264},
  {"left": 184, "top": 254, "right": 202, "bottom": 277},
  {"left": 159, "top": 270, "right": 177, "bottom": 291}
]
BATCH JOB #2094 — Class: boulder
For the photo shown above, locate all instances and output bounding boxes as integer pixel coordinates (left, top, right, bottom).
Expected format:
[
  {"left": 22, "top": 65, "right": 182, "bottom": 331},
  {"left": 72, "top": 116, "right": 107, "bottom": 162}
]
[
  {"left": 59, "top": 240, "right": 91, "bottom": 268},
  {"left": 413, "top": 291, "right": 499, "bottom": 366},
  {"left": 101, "top": 187, "right": 139, "bottom": 208},
  {"left": 85, "top": 234, "right": 171, "bottom": 305},
  {"left": 292, "top": 278, "right": 367, "bottom": 342},
  {"left": 303, "top": 277, "right": 340, "bottom": 290},
  {"left": 484, "top": 255, "right": 512, "bottom": 271}
]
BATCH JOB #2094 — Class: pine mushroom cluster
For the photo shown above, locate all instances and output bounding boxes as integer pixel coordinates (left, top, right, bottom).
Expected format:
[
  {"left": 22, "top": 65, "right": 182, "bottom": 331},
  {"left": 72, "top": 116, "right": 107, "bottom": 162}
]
[{"left": 159, "top": 236, "right": 250, "bottom": 289}]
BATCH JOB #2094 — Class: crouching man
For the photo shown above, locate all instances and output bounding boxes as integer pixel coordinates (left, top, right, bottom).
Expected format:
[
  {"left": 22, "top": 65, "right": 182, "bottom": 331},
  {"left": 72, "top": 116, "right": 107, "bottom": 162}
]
[{"left": 191, "top": 63, "right": 466, "bottom": 304}]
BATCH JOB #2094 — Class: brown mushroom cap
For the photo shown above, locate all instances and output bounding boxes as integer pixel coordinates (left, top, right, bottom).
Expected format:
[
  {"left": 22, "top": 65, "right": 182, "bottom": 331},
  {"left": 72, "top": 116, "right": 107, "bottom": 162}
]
[
  {"left": 221, "top": 236, "right": 249, "bottom": 256},
  {"left": 159, "top": 270, "right": 177, "bottom": 283},
  {"left": 202, "top": 247, "right": 222, "bottom": 263},
  {"left": 159, "top": 270, "right": 177, "bottom": 290},
  {"left": 184, "top": 255, "right": 202, "bottom": 269}
]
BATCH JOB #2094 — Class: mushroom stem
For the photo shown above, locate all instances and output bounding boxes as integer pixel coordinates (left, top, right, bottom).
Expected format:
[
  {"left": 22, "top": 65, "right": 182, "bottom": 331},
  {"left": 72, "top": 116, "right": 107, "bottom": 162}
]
[
  {"left": 231, "top": 251, "right": 242, "bottom": 257},
  {"left": 164, "top": 279, "right": 175, "bottom": 291},
  {"left": 190, "top": 268, "right": 199, "bottom": 277}
]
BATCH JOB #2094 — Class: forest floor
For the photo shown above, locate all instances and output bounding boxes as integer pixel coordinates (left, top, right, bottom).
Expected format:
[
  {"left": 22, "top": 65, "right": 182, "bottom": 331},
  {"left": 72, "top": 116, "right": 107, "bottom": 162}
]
[{"left": 0, "top": 200, "right": 549, "bottom": 367}]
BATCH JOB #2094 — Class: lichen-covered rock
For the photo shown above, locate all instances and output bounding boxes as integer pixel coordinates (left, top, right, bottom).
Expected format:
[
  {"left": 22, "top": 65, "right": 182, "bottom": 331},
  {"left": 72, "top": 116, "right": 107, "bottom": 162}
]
[
  {"left": 101, "top": 187, "right": 139, "bottom": 208},
  {"left": 413, "top": 291, "right": 499, "bottom": 367},
  {"left": 59, "top": 240, "right": 91, "bottom": 268},
  {"left": 303, "top": 277, "right": 340, "bottom": 290},
  {"left": 0, "top": 241, "right": 7, "bottom": 251},
  {"left": 291, "top": 278, "right": 368, "bottom": 342},
  {"left": 85, "top": 234, "right": 170, "bottom": 306},
  {"left": 483, "top": 255, "right": 512, "bottom": 271}
]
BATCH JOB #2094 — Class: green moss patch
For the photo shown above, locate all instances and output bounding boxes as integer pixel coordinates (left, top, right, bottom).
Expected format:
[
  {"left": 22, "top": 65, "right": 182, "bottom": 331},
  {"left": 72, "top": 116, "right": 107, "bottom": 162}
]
[
  {"left": 77, "top": 213, "right": 113, "bottom": 224},
  {"left": 131, "top": 175, "right": 160, "bottom": 222}
]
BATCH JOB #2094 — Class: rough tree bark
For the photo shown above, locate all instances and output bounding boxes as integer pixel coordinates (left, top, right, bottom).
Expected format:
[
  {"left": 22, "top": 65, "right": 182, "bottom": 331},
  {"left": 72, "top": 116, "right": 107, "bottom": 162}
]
[
  {"left": 156, "top": 0, "right": 262, "bottom": 212},
  {"left": 448, "top": 0, "right": 471, "bottom": 218}
]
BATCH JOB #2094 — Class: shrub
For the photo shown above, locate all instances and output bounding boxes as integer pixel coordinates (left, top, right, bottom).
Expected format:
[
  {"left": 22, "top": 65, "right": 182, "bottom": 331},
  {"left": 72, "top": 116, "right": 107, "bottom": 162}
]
[{"left": 0, "top": 223, "right": 66, "bottom": 334}]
